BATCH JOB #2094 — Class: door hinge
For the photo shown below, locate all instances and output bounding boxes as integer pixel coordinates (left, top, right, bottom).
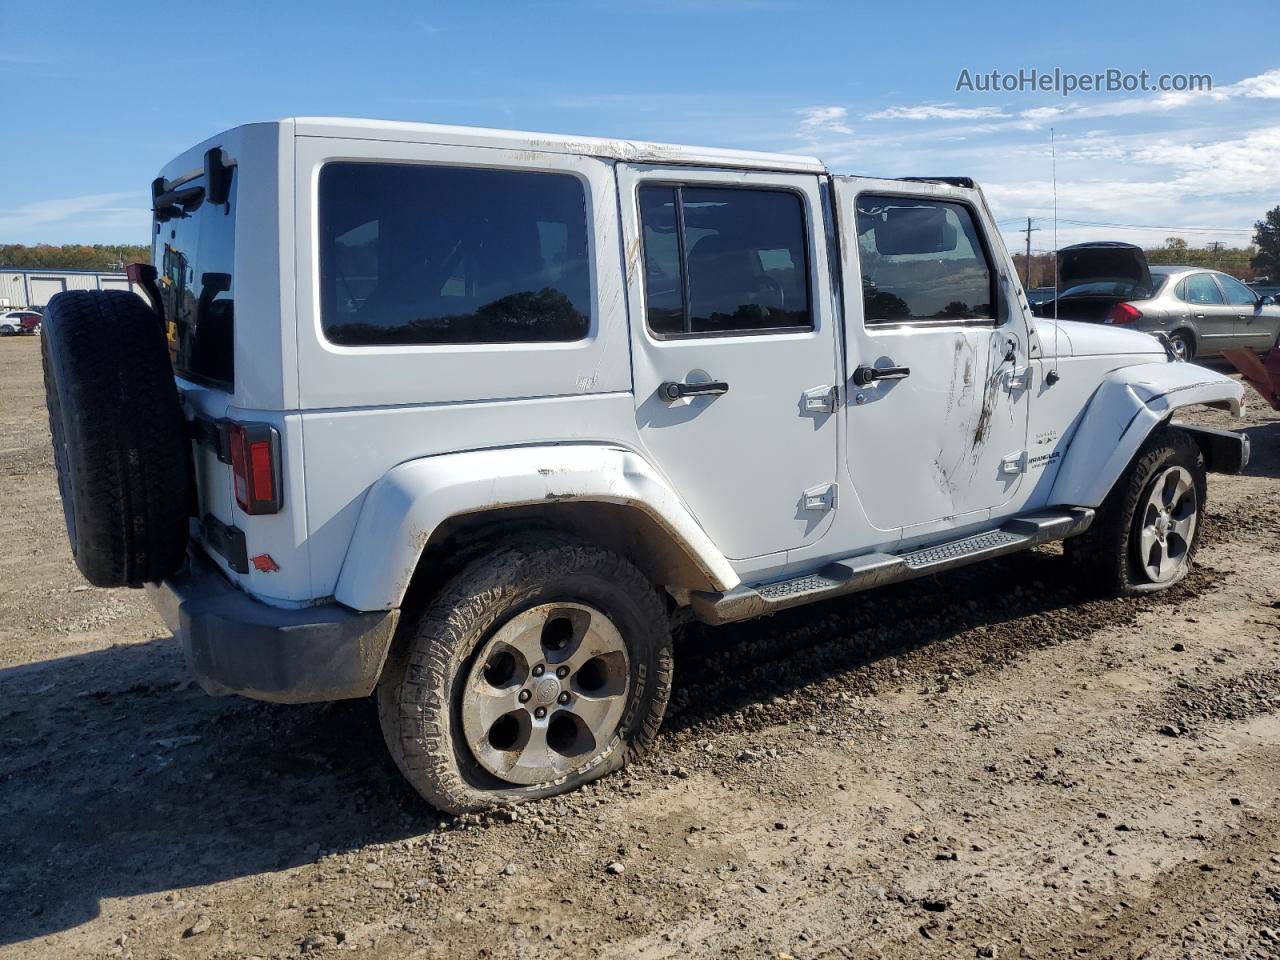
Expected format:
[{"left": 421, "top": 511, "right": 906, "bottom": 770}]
[
  {"left": 801, "top": 384, "right": 838, "bottom": 415},
  {"left": 1000, "top": 451, "right": 1028, "bottom": 475},
  {"left": 802, "top": 483, "right": 838, "bottom": 512},
  {"left": 1005, "top": 366, "right": 1033, "bottom": 393}
]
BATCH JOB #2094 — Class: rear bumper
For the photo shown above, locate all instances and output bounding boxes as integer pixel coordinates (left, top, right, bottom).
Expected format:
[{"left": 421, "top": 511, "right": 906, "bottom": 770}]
[{"left": 145, "top": 549, "right": 399, "bottom": 704}]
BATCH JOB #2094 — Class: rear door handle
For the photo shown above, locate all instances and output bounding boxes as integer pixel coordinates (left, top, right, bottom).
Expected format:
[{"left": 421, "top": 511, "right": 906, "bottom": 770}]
[
  {"left": 853, "top": 365, "right": 911, "bottom": 386},
  {"left": 659, "top": 380, "right": 729, "bottom": 401}
]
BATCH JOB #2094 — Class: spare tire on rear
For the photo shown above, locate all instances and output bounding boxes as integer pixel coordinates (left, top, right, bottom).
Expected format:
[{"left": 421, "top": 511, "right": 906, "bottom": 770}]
[{"left": 42, "top": 290, "right": 192, "bottom": 587}]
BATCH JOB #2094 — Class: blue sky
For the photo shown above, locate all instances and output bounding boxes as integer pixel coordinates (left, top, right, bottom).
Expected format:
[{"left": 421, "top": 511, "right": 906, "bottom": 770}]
[{"left": 3, "top": 0, "right": 1278, "bottom": 254}]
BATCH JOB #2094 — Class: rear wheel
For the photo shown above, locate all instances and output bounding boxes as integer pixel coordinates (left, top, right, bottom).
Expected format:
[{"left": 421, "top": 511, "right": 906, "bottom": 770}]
[
  {"left": 1168, "top": 329, "right": 1195, "bottom": 362},
  {"left": 377, "top": 535, "right": 672, "bottom": 813},
  {"left": 1065, "top": 427, "right": 1205, "bottom": 596}
]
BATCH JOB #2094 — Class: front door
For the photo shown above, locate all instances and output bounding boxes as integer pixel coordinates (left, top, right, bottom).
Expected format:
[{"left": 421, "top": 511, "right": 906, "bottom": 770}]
[
  {"left": 832, "top": 177, "right": 1031, "bottom": 534},
  {"left": 1181, "top": 272, "right": 1237, "bottom": 349},
  {"left": 619, "top": 164, "right": 839, "bottom": 561},
  {"left": 1214, "top": 272, "right": 1276, "bottom": 349}
]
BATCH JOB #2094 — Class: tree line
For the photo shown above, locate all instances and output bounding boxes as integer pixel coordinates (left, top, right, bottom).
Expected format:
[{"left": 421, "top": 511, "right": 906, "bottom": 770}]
[
  {"left": 3, "top": 205, "right": 1278, "bottom": 283},
  {"left": 0, "top": 244, "right": 151, "bottom": 272}
]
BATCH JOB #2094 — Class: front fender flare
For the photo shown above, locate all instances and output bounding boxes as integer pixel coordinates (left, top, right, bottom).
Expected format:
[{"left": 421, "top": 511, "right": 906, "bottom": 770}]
[
  {"left": 1049, "top": 361, "right": 1244, "bottom": 509},
  {"left": 333, "top": 445, "right": 739, "bottom": 611}
]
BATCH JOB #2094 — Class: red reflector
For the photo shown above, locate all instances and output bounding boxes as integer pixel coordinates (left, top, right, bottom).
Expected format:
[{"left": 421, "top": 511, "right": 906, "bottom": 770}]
[
  {"left": 1107, "top": 302, "right": 1142, "bottom": 324},
  {"left": 250, "top": 553, "right": 279, "bottom": 573}
]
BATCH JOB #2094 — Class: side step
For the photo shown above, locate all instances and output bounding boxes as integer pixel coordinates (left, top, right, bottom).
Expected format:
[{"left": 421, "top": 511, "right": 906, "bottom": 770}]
[{"left": 689, "top": 508, "right": 1094, "bottom": 625}]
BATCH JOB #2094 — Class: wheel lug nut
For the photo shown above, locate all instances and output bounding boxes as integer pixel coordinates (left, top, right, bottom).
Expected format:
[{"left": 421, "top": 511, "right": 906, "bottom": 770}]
[
  {"left": 556, "top": 666, "right": 569, "bottom": 679},
  {"left": 532, "top": 665, "right": 544, "bottom": 677},
  {"left": 534, "top": 707, "right": 547, "bottom": 719},
  {"left": 557, "top": 691, "right": 570, "bottom": 705},
  {"left": 518, "top": 690, "right": 531, "bottom": 703}
]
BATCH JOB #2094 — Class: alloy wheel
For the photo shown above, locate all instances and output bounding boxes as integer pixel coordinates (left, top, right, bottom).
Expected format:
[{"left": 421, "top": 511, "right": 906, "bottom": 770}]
[
  {"left": 1136, "top": 465, "right": 1197, "bottom": 583},
  {"left": 460, "top": 602, "right": 630, "bottom": 786}
]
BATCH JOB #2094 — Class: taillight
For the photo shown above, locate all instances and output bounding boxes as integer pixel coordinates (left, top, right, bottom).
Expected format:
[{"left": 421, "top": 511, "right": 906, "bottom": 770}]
[
  {"left": 1107, "top": 302, "right": 1142, "bottom": 325},
  {"left": 227, "top": 422, "right": 282, "bottom": 515}
]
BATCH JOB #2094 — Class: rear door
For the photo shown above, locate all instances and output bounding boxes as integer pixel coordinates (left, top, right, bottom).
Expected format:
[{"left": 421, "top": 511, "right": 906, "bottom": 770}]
[
  {"left": 832, "top": 177, "right": 1030, "bottom": 534},
  {"left": 619, "top": 164, "right": 839, "bottom": 562},
  {"left": 1181, "top": 273, "right": 1236, "bottom": 349}
]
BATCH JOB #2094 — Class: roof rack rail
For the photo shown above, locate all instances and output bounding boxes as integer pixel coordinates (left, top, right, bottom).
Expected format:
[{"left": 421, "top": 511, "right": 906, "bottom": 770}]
[{"left": 898, "top": 176, "right": 976, "bottom": 189}]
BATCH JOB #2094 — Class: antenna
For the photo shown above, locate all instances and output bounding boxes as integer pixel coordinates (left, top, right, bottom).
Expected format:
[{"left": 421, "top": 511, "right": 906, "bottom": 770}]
[{"left": 1046, "top": 127, "right": 1061, "bottom": 385}]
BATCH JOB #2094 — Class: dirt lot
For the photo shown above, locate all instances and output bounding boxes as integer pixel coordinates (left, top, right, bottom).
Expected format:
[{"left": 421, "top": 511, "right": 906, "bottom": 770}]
[{"left": 2, "top": 333, "right": 1278, "bottom": 960}]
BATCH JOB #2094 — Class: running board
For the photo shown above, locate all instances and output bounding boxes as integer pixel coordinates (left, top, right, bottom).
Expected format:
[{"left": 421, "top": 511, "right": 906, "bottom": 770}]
[{"left": 689, "top": 508, "right": 1094, "bottom": 625}]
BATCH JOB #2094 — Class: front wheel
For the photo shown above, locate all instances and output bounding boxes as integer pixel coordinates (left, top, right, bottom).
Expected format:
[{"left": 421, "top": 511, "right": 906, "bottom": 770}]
[
  {"left": 1065, "top": 428, "right": 1206, "bottom": 596},
  {"left": 377, "top": 535, "right": 673, "bottom": 813}
]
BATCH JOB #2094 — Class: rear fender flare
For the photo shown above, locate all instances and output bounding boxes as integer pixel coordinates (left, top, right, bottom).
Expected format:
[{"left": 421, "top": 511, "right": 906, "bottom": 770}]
[
  {"left": 333, "top": 445, "right": 739, "bottom": 611},
  {"left": 1049, "top": 362, "right": 1244, "bottom": 508}
]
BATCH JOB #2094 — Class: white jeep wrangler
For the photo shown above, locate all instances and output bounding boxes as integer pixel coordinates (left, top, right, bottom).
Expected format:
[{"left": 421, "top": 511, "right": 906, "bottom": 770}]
[{"left": 41, "top": 118, "right": 1249, "bottom": 813}]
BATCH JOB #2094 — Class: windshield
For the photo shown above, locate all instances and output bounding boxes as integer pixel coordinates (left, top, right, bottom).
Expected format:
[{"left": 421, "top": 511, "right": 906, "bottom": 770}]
[{"left": 154, "top": 168, "right": 237, "bottom": 388}]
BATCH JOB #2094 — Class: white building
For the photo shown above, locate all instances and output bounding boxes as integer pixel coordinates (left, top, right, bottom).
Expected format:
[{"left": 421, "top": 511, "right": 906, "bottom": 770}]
[{"left": 0, "top": 268, "right": 147, "bottom": 309}]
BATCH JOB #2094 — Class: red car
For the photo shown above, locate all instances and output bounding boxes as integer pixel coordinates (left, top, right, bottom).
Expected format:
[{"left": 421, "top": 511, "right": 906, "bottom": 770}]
[{"left": 0, "top": 311, "right": 42, "bottom": 335}]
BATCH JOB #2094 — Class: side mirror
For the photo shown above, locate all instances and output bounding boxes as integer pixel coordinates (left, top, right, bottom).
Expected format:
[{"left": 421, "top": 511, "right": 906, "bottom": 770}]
[{"left": 1260, "top": 295, "right": 1275, "bottom": 307}]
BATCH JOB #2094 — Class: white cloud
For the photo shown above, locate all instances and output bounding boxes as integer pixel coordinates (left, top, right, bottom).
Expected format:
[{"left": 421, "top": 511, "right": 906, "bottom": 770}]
[
  {"left": 1012, "top": 68, "right": 1280, "bottom": 126},
  {"left": 979, "top": 126, "right": 1280, "bottom": 248},
  {"left": 861, "top": 70, "right": 1280, "bottom": 134},
  {"left": 865, "top": 103, "right": 1007, "bottom": 121},
  {"left": 1217, "top": 68, "right": 1280, "bottom": 99},
  {"left": 796, "top": 106, "right": 852, "bottom": 139},
  {"left": 0, "top": 192, "right": 147, "bottom": 241}
]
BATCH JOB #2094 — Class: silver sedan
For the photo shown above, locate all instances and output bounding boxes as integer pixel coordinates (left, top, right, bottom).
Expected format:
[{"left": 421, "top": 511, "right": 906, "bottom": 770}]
[
  {"left": 1116, "top": 266, "right": 1280, "bottom": 361},
  {"left": 1034, "top": 242, "right": 1280, "bottom": 362}
]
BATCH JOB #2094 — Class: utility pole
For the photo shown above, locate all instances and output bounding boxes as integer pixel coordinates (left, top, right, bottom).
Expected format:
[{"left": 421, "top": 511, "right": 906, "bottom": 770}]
[{"left": 1022, "top": 217, "right": 1040, "bottom": 289}]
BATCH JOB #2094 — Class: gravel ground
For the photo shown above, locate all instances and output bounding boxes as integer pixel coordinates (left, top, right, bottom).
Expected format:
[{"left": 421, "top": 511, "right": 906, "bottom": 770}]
[{"left": 1, "top": 334, "right": 1278, "bottom": 959}]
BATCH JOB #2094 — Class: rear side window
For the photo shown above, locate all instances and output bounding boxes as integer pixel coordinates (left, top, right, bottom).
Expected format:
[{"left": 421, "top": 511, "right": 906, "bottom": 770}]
[
  {"left": 156, "top": 170, "right": 236, "bottom": 387},
  {"left": 855, "top": 195, "right": 994, "bottom": 324},
  {"left": 638, "top": 185, "right": 812, "bottom": 337},
  {"left": 1181, "top": 274, "right": 1224, "bottom": 305},
  {"left": 318, "top": 163, "right": 591, "bottom": 346}
]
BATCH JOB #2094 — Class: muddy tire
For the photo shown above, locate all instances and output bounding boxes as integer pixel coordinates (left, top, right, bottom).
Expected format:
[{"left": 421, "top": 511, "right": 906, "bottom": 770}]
[
  {"left": 377, "top": 535, "right": 673, "bottom": 813},
  {"left": 41, "top": 290, "right": 192, "bottom": 587},
  {"left": 1065, "top": 427, "right": 1206, "bottom": 597}
]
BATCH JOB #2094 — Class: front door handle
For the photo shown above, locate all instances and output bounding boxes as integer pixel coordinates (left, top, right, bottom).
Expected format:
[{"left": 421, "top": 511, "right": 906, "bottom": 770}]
[
  {"left": 853, "top": 365, "right": 911, "bottom": 386},
  {"left": 659, "top": 379, "right": 729, "bottom": 402}
]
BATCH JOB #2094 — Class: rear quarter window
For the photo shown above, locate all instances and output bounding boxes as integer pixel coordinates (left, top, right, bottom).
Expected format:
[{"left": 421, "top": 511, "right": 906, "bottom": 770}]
[
  {"left": 156, "top": 171, "right": 236, "bottom": 388},
  {"left": 318, "top": 163, "right": 592, "bottom": 346}
]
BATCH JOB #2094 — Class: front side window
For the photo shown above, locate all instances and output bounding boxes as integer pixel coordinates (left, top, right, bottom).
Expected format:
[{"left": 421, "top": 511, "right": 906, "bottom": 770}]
[
  {"left": 638, "top": 185, "right": 812, "bottom": 336},
  {"left": 1214, "top": 273, "right": 1257, "bottom": 306},
  {"left": 319, "top": 163, "right": 591, "bottom": 345},
  {"left": 1182, "top": 273, "right": 1224, "bottom": 305},
  {"left": 856, "top": 195, "right": 994, "bottom": 324}
]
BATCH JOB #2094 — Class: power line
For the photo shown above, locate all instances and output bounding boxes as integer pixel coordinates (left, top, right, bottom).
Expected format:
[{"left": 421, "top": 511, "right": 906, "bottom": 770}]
[{"left": 1019, "top": 215, "right": 1254, "bottom": 236}]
